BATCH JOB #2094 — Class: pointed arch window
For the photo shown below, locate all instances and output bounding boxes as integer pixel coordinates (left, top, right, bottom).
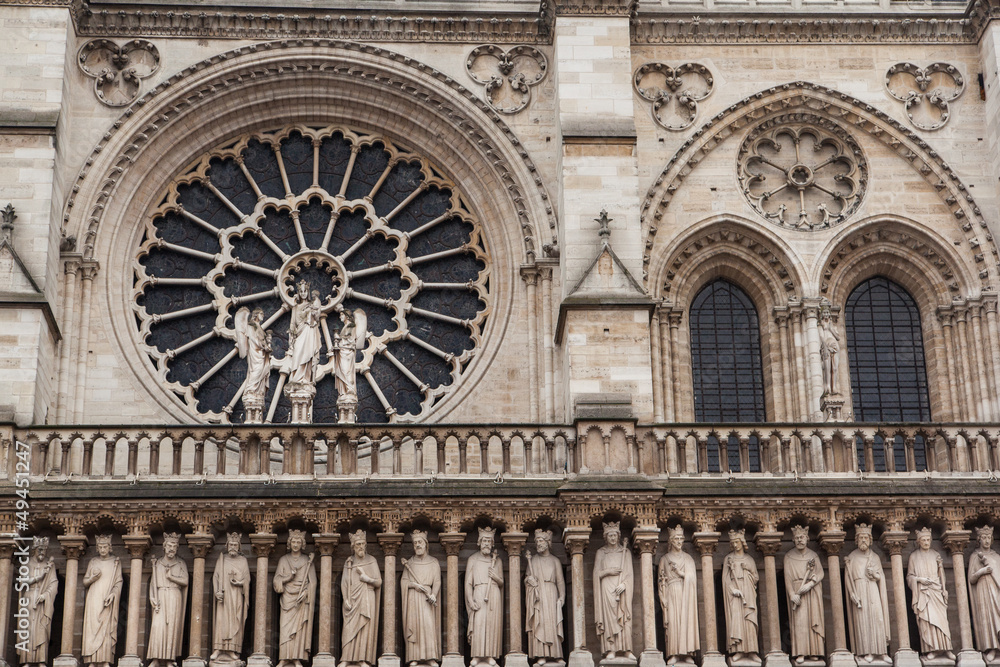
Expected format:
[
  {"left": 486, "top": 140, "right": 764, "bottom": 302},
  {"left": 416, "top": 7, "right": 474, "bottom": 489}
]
[
  {"left": 845, "top": 276, "right": 931, "bottom": 423},
  {"left": 690, "top": 280, "right": 767, "bottom": 423}
]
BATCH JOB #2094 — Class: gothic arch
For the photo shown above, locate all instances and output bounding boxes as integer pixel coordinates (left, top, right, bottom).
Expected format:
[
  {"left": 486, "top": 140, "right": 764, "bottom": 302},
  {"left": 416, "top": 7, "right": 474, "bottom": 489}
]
[
  {"left": 63, "top": 40, "right": 556, "bottom": 424},
  {"left": 640, "top": 81, "right": 999, "bottom": 291}
]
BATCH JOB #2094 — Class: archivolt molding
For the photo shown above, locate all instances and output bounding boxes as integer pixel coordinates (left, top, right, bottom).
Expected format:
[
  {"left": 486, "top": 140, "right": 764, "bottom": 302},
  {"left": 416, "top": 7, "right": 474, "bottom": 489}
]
[
  {"left": 640, "top": 82, "right": 998, "bottom": 290},
  {"left": 63, "top": 39, "right": 557, "bottom": 266},
  {"left": 653, "top": 217, "right": 804, "bottom": 307},
  {"left": 817, "top": 216, "right": 975, "bottom": 305}
]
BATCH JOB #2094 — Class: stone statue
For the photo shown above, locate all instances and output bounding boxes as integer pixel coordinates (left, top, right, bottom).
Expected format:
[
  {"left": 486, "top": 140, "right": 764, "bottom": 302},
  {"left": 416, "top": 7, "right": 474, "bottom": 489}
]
[
  {"left": 287, "top": 280, "right": 323, "bottom": 387},
  {"left": 235, "top": 306, "right": 273, "bottom": 423},
  {"left": 969, "top": 525, "right": 1000, "bottom": 663},
  {"left": 147, "top": 533, "right": 189, "bottom": 667},
  {"left": 525, "top": 528, "right": 565, "bottom": 667},
  {"left": 722, "top": 529, "right": 759, "bottom": 664},
  {"left": 593, "top": 521, "right": 634, "bottom": 660},
  {"left": 907, "top": 528, "right": 955, "bottom": 661},
  {"left": 843, "top": 524, "right": 890, "bottom": 663},
  {"left": 658, "top": 526, "right": 700, "bottom": 665},
  {"left": 401, "top": 530, "right": 441, "bottom": 667},
  {"left": 784, "top": 525, "right": 825, "bottom": 663},
  {"left": 335, "top": 307, "right": 366, "bottom": 423},
  {"left": 82, "top": 533, "right": 123, "bottom": 667},
  {"left": 273, "top": 530, "right": 317, "bottom": 667},
  {"left": 340, "top": 530, "right": 382, "bottom": 667},
  {"left": 819, "top": 306, "right": 840, "bottom": 396},
  {"left": 211, "top": 532, "right": 251, "bottom": 666},
  {"left": 466, "top": 526, "right": 504, "bottom": 666},
  {"left": 16, "top": 536, "right": 58, "bottom": 667}
]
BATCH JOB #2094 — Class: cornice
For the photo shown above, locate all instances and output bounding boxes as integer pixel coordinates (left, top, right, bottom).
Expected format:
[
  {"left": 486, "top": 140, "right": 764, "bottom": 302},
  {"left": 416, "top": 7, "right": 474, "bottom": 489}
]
[
  {"left": 72, "top": 2, "right": 551, "bottom": 43},
  {"left": 552, "top": 0, "right": 638, "bottom": 17}
]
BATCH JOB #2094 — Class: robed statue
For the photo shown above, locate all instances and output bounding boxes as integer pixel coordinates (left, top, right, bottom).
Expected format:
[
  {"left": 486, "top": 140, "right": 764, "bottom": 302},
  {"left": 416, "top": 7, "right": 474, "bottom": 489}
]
[
  {"left": 147, "top": 533, "right": 189, "bottom": 667},
  {"left": 969, "top": 525, "right": 1000, "bottom": 663},
  {"left": 525, "top": 528, "right": 565, "bottom": 667},
  {"left": 234, "top": 306, "right": 272, "bottom": 422},
  {"left": 17, "top": 536, "right": 58, "bottom": 667},
  {"left": 658, "top": 526, "right": 699, "bottom": 665},
  {"left": 722, "top": 529, "right": 760, "bottom": 665},
  {"left": 273, "top": 530, "right": 316, "bottom": 667},
  {"left": 82, "top": 534, "right": 123, "bottom": 667},
  {"left": 593, "top": 521, "right": 634, "bottom": 660},
  {"left": 212, "top": 532, "right": 251, "bottom": 665},
  {"left": 401, "top": 530, "right": 442, "bottom": 667},
  {"left": 784, "top": 526, "right": 825, "bottom": 663},
  {"left": 466, "top": 526, "right": 504, "bottom": 666},
  {"left": 341, "top": 530, "right": 382, "bottom": 667},
  {"left": 843, "top": 524, "right": 890, "bottom": 664},
  {"left": 907, "top": 528, "right": 955, "bottom": 661}
]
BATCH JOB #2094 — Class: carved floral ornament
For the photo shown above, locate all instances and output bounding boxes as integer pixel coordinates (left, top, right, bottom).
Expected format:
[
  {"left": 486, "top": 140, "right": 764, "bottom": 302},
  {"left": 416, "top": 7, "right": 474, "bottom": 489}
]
[
  {"left": 132, "top": 124, "right": 491, "bottom": 425},
  {"left": 78, "top": 39, "right": 160, "bottom": 107},
  {"left": 737, "top": 117, "right": 868, "bottom": 230},
  {"left": 633, "top": 62, "right": 714, "bottom": 131},
  {"left": 465, "top": 44, "right": 547, "bottom": 114},
  {"left": 885, "top": 62, "right": 965, "bottom": 131}
]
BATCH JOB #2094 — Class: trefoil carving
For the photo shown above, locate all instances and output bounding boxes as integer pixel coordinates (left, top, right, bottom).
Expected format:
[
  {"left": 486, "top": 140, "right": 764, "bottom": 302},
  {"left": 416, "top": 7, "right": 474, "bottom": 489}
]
[
  {"left": 466, "top": 45, "right": 547, "bottom": 115},
  {"left": 633, "top": 63, "right": 713, "bottom": 131},
  {"left": 885, "top": 62, "right": 965, "bottom": 132},
  {"left": 78, "top": 39, "right": 160, "bottom": 107}
]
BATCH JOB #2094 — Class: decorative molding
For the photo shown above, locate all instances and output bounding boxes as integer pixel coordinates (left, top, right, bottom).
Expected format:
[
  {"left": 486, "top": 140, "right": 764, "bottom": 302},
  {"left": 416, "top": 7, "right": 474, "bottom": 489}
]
[
  {"left": 78, "top": 39, "right": 160, "bottom": 107},
  {"left": 631, "top": 15, "right": 973, "bottom": 45},
  {"left": 633, "top": 62, "right": 713, "bottom": 132},
  {"left": 639, "top": 82, "right": 998, "bottom": 288},
  {"left": 737, "top": 116, "right": 867, "bottom": 230},
  {"left": 885, "top": 62, "right": 965, "bottom": 132},
  {"left": 466, "top": 44, "right": 547, "bottom": 115},
  {"left": 72, "top": 4, "right": 551, "bottom": 43},
  {"left": 552, "top": 0, "right": 638, "bottom": 16},
  {"left": 62, "top": 40, "right": 558, "bottom": 264}
]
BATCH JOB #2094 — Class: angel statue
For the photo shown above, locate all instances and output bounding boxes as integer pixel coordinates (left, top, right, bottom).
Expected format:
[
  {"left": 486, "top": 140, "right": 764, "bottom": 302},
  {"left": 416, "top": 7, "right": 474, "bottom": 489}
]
[
  {"left": 335, "top": 307, "right": 367, "bottom": 423},
  {"left": 234, "top": 307, "right": 273, "bottom": 423}
]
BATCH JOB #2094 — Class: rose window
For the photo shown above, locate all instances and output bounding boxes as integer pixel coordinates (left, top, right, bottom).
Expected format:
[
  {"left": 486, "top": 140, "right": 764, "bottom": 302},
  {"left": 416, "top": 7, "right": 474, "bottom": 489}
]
[
  {"left": 738, "top": 119, "right": 867, "bottom": 230},
  {"left": 132, "top": 125, "right": 490, "bottom": 424}
]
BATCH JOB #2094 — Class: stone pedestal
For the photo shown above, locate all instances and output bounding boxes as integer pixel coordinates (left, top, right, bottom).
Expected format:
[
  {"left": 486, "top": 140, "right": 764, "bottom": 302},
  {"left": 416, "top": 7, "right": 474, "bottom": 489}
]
[
  {"left": 729, "top": 657, "right": 763, "bottom": 667},
  {"left": 119, "top": 657, "right": 144, "bottom": 667},
  {"left": 569, "top": 650, "right": 597, "bottom": 667},
  {"left": 312, "top": 656, "right": 337, "bottom": 667},
  {"left": 246, "top": 655, "right": 272, "bottom": 667},
  {"left": 183, "top": 658, "right": 208, "bottom": 667},
  {"left": 956, "top": 651, "right": 987, "bottom": 667},
  {"left": 337, "top": 395, "right": 357, "bottom": 424},
  {"left": 828, "top": 650, "right": 858, "bottom": 667},
  {"left": 640, "top": 650, "right": 667, "bottom": 667},
  {"left": 377, "top": 655, "right": 401, "bottom": 667},
  {"left": 286, "top": 382, "right": 315, "bottom": 423},
  {"left": 54, "top": 657, "right": 80, "bottom": 667},
  {"left": 763, "top": 652, "right": 792, "bottom": 667},
  {"left": 506, "top": 653, "right": 530, "bottom": 667},
  {"left": 701, "top": 654, "right": 727, "bottom": 667},
  {"left": 244, "top": 395, "right": 264, "bottom": 424},
  {"left": 442, "top": 655, "right": 467, "bottom": 667},
  {"left": 821, "top": 393, "right": 846, "bottom": 421},
  {"left": 894, "top": 649, "right": 922, "bottom": 667},
  {"left": 599, "top": 656, "right": 636, "bottom": 667}
]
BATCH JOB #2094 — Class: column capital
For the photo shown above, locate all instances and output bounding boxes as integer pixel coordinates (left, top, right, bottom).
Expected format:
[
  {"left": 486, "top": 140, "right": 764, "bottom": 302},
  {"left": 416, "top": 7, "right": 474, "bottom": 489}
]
[
  {"left": 693, "top": 531, "right": 721, "bottom": 556},
  {"left": 563, "top": 527, "right": 591, "bottom": 556},
  {"left": 439, "top": 532, "right": 466, "bottom": 557},
  {"left": 879, "top": 530, "right": 909, "bottom": 556},
  {"left": 632, "top": 527, "right": 660, "bottom": 555},
  {"left": 377, "top": 532, "right": 405, "bottom": 557},
  {"left": 818, "top": 530, "right": 846, "bottom": 556},
  {"left": 122, "top": 534, "right": 151, "bottom": 559},
  {"left": 520, "top": 265, "right": 540, "bottom": 285},
  {"left": 0, "top": 536, "right": 16, "bottom": 559},
  {"left": 942, "top": 530, "right": 971, "bottom": 555},
  {"left": 502, "top": 531, "right": 529, "bottom": 556},
  {"left": 186, "top": 534, "right": 215, "bottom": 559},
  {"left": 312, "top": 532, "right": 340, "bottom": 556},
  {"left": 249, "top": 533, "right": 277, "bottom": 558},
  {"left": 754, "top": 532, "right": 783, "bottom": 557}
]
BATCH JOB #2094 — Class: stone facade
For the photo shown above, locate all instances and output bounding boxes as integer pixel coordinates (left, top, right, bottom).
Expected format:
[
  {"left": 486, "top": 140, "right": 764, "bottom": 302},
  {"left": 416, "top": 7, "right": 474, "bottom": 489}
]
[{"left": 2, "top": 1, "right": 1000, "bottom": 667}]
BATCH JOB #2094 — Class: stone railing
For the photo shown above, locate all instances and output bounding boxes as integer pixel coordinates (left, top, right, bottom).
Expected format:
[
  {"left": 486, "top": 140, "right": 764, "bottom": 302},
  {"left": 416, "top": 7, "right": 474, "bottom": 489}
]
[{"left": 2, "top": 422, "right": 999, "bottom": 483}]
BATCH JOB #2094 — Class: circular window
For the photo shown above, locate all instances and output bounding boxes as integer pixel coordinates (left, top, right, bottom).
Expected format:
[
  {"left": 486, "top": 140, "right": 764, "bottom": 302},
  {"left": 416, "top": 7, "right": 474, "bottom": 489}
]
[{"left": 132, "top": 125, "right": 490, "bottom": 424}]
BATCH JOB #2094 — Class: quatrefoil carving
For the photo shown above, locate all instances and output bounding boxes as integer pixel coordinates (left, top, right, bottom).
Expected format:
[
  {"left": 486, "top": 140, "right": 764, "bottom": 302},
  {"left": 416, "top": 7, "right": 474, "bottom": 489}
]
[
  {"left": 633, "top": 63, "right": 714, "bottom": 131},
  {"left": 78, "top": 39, "right": 160, "bottom": 107},
  {"left": 885, "top": 62, "right": 965, "bottom": 132},
  {"left": 466, "top": 45, "right": 547, "bottom": 115}
]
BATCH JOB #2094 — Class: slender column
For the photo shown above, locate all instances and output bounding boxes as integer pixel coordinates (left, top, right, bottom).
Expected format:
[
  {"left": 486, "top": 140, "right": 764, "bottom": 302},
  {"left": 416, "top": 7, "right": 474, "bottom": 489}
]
[
  {"left": 522, "top": 268, "right": 540, "bottom": 421},
  {"left": 504, "top": 533, "right": 529, "bottom": 667},
  {"left": 942, "top": 531, "right": 986, "bottom": 667},
  {"left": 937, "top": 312, "right": 962, "bottom": 420},
  {"left": 803, "top": 303, "right": 824, "bottom": 421},
  {"left": 983, "top": 300, "right": 1000, "bottom": 418},
  {"left": 775, "top": 311, "right": 793, "bottom": 420},
  {"left": 248, "top": 534, "right": 276, "bottom": 667},
  {"left": 121, "top": 534, "right": 152, "bottom": 667},
  {"left": 0, "top": 538, "right": 16, "bottom": 667},
  {"left": 378, "top": 533, "right": 404, "bottom": 667},
  {"left": 957, "top": 308, "right": 985, "bottom": 419},
  {"left": 634, "top": 528, "right": 666, "bottom": 667},
  {"left": 953, "top": 309, "right": 977, "bottom": 416},
  {"left": 313, "top": 533, "right": 340, "bottom": 667},
  {"left": 540, "top": 266, "right": 556, "bottom": 421},
  {"left": 563, "top": 528, "right": 595, "bottom": 667},
  {"left": 668, "top": 311, "right": 683, "bottom": 420},
  {"left": 789, "top": 306, "right": 809, "bottom": 421},
  {"left": 819, "top": 531, "right": 856, "bottom": 667},
  {"left": 660, "top": 314, "right": 673, "bottom": 421},
  {"left": 440, "top": 532, "right": 467, "bottom": 667},
  {"left": 969, "top": 305, "right": 995, "bottom": 419},
  {"left": 694, "top": 532, "right": 726, "bottom": 667},
  {"left": 56, "top": 260, "right": 80, "bottom": 422},
  {"left": 755, "top": 533, "right": 791, "bottom": 667},
  {"left": 880, "top": 532, "right": 920, "bottom": 667},
  {"left": 73, "top": 263, "right": 99, "bottom": 422},
  {"left": 184, "top": 534, "right": 215, "bottom": 667},
  {"left": 54, "top": 536, "right": 88, "bottom": 667}
]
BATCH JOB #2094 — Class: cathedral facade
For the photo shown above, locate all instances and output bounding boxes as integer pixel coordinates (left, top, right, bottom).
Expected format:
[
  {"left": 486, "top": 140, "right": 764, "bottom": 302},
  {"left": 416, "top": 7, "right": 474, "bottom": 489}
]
[{"left": 2, "top": 1, "right": 1000, "bottom": 667}]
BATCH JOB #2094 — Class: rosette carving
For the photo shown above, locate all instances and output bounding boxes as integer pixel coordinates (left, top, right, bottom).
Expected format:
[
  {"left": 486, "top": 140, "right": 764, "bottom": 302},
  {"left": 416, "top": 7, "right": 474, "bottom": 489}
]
[
  {"left": 633, "top": 63, "right": 713, "bottom": 131},
  {"left": 886, "top": 62, "right": 965, "bottom": 131},
  {"left": 466, "top": 45, "right": 547, "bottom": 114}
]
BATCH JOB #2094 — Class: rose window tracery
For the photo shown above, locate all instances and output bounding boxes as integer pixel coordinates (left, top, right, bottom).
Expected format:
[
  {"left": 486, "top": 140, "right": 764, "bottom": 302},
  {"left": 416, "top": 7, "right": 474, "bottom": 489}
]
[
  {"left": 133, "top": 125, "right": 490, "bottom": 424},
  {"left": 738, "top": 118, "right": 867, "bottom": 230}
]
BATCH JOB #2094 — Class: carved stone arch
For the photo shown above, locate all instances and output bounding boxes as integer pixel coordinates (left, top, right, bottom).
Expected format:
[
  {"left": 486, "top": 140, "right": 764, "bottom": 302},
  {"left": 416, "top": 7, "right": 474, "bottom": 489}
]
[{"left": 640, "top": 82, "right": 998, "bottom": 290}]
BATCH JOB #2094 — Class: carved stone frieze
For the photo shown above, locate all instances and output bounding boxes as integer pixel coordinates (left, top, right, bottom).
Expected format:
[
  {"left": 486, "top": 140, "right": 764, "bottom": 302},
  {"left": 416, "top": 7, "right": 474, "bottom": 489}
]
[
  {"left": 737, "top": 116, "right": 867, "bottom": 230},
  {"left": 466, "top": 45, "right": 547, "bottom": 114},
  {"left": 633, "top": 62, "right": 713, "bottom": 132},
  {"left": 78, "top": 39, "right": 160, "bottom": 107},
  {"left": 885, "top": 62, "right": 965, "bottom": 131}
]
